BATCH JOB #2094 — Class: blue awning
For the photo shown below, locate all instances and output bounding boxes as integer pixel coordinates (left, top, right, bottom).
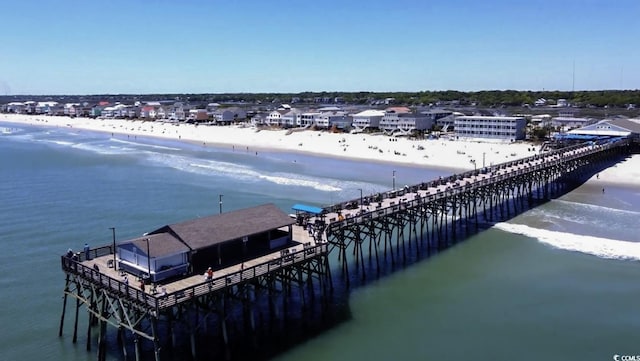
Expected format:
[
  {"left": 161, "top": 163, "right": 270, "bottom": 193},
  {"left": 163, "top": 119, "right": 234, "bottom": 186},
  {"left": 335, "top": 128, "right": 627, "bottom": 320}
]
[{"left": 292, "top": 204, "right": 324, "bottom": 215}]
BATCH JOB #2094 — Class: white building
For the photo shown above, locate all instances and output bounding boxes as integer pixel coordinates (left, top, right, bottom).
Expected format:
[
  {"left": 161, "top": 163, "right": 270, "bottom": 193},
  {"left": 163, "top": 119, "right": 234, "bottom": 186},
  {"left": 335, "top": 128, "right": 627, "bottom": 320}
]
[
  {"left": 300, "top": 112, "right": 321, "bottom": 127},
  {"left": 567, "top": 118, "right": 640, "bottom": 143},
  {"left": 35, "top": 101, "right": 59, "bottom": 114},
  {"left": 454, "top": 116, "right": 526, "bottom": 140},
  {"left": 351, "top": 109, "right": 385, "bottom": 130},
  {"left": 266, "top": 109, "right": 288, "bottom": 126},
  {"left": 380, "top": 112, "right": 433, "bottom": 134},
  {"left": 281, "top": 108, "right": 303, "bottom": 127}
]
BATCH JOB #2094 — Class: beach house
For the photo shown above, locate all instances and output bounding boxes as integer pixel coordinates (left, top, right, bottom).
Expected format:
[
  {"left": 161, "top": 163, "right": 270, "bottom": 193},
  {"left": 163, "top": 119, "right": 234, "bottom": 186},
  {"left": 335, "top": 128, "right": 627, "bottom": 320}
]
[
  {"left": 316, "top": 111, "right": 351, "bottom": 129},
  {"left": 281, "top": 108, "right": 303, "bottom": 128},
  {"left": 351, "top": 109, "right": 385, "bottom": 131},
  {"left": 266, "top": 109, "right": 289, "bottom": 127},
  {"left": 212, "top": 107, "right": 246, "bottom": 124},
  {"left": 188, "top": 109, "right": 209, "bottom": 123},
  {"left": 380, "top": 112, "right": 433, "bottom": 135},
  {"left": 35, "top": 101, "right": 59, "bottom": 115},
  {"left": 116, "top": 204, "right": 295, "bottom": 282},
  {"left": 300, "top": 111, "right": 321, "bottom": 127}
]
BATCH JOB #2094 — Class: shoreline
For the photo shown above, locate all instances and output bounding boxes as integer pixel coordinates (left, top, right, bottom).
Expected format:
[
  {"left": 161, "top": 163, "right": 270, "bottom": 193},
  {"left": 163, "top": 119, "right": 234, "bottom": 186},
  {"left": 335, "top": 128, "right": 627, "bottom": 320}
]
[
  {"left": 2, "top": 113, "right": 639, "bottom": 187},
  {"left": 0, "top": 114, "right": 538, "bottom": 168}
]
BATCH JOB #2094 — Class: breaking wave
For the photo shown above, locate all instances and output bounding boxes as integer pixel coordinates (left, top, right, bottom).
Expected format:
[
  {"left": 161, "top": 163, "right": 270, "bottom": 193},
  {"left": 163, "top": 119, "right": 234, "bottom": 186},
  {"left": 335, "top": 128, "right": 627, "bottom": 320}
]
[{"left": 494, "top": 222, "right": 640, "bottom": 261}]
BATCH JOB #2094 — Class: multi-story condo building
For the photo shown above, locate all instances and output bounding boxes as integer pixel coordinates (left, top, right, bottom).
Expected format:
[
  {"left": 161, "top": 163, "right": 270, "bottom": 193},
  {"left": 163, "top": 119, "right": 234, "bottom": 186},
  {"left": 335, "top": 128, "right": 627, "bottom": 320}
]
[{"left": 454, "top": 116, "right": 526, "bottom": 140}]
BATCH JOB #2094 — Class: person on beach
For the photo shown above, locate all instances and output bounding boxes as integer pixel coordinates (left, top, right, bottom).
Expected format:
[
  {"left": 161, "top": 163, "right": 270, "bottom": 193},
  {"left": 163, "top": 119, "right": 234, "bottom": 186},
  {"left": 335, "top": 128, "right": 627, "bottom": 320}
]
[
  {"left": 206, "top": 267, "right": 213, "bottom": 280},
  {"left": 83, "top": 243, "right": 90, "bottom": 260},
  {"left": 139, "top": 279, "right": 145, "bottom": 293}
]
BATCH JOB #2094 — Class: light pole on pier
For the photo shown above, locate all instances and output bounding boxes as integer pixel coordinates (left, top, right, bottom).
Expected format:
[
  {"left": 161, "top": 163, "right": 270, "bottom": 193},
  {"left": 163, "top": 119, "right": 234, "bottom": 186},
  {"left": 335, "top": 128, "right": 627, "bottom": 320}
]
[
  {"left": 483, "top": 152, "right": 486, "bottom": 168},
  {"left": 109, "top": 227, "right": 117, "bottom": 271},
  {"left": 358, "top": 188, "right": 363, "bottom": 211},
  {"left": 392, "top": 170, "right": 396, "bottom": 190},
  {"left": 145, "top": 237, "right": 151, "bottom": 281},
  {"left": 219, "top": 194, "right": 224, "bottom": 214}
]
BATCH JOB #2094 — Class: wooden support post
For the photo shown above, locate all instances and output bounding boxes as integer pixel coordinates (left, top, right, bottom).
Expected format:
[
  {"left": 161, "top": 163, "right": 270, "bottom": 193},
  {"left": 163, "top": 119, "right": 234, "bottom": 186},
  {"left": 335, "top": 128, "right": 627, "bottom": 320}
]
[
  {"left": 134, "top": 335, "right": 142, "bottom": 361},
  {"left": 72, "top": 298, "right": 80, "bottom": 343},
  {"left": 119, "top": 327, "right": 128, "bottom": 360},
  {"left": 97, "top": 295, "right": 108, "bottom": 361},
  {"left": 150, "top": 316, "right": 161, "bottom": 361},
  {"left": 59, "top": 278, "right": 69, "bottom": 337}
]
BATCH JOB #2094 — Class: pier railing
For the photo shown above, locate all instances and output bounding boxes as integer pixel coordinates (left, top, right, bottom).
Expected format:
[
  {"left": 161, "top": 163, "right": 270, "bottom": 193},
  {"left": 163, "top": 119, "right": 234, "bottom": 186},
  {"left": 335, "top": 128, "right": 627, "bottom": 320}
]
[
  {"left": 61, "top": 242, "right": 329, "bottom": 313},
  {"left": 323, "top": 138, "right": 629, "bottom": 235}
]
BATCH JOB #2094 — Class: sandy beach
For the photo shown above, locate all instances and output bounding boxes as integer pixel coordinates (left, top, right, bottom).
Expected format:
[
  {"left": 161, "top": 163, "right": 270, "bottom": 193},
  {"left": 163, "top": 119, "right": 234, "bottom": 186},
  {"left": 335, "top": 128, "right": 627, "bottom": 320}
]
[{"left": 2, "top": 113, "right": 638, "bottom": 187}]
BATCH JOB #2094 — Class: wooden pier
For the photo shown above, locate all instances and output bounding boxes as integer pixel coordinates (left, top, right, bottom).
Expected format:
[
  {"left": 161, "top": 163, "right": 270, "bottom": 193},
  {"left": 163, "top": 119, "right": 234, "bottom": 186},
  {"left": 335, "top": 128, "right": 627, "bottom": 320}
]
[
  {"left": 59, "top": 138, "right": 632, "bottom": 360},
  {"left": 59, "top": 213, "right": 331, "bottom": 361},
  {"left": 304, "top": 138, "right": 632, "bottom": 286}
]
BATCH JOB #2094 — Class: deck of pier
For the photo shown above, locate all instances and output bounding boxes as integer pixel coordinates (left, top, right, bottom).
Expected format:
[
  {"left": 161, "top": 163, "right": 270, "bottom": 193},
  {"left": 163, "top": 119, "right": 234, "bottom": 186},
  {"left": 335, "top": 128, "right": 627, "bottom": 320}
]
[
  {"left": 304, "top": 139, "right": 628, "bottom": 232},
  {"left": 62, "top": 223, "right": 326, "bottom": 311}
]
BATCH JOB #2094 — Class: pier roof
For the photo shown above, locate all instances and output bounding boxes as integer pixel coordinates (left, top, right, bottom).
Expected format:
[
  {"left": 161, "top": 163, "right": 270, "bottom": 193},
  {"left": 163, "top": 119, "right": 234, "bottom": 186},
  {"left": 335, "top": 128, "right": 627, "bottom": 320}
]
[
  {"left": 151, "top": 203, "right": 294, "bottom": 250},
  {"left": 130, "top": 233, "right": 190, "bottom": 257}
]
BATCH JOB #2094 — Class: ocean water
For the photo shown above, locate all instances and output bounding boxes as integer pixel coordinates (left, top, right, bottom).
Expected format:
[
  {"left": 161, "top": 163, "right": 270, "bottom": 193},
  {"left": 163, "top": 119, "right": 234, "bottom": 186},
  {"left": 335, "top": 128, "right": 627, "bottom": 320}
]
[{"left": 1, "top": 121, "right": 639, "bottom": 361}]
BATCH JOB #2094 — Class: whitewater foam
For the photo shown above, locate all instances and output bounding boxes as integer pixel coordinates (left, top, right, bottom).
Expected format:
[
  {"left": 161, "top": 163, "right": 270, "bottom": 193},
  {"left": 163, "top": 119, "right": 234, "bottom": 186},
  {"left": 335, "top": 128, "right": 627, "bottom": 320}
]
[
  {"left": 494, "top": 222, "right": 640, "bottom": 261},
  {"left": 110, "top": 138, "right": 181, "bottom": 151}
]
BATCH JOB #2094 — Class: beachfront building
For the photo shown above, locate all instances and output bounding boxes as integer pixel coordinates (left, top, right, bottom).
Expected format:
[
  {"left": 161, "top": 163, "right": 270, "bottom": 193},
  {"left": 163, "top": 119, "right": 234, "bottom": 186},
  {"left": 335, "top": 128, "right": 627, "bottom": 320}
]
[
  {"left": 101, "top": 104, "right": 129, "bottom": 118},
  {"left": 188, "top": 109, "right": 209, "bottom": 122},
  {"left": 351, "top": 109, "right": 385, "bottom": 131},
  {"left": 454, "top": 115, "right": 526, "bottom": 140},
  {"left": 266, "top": 109, "right": 288, "bottom": 127},
  {"left": 35, "top": 101, "right": 59, "bottom": 114},
  {"left": 63, "top": 103, "right": 80, "bottom": 117},
  {"left": 281, "top": 108, "right": 303, "bottom": 128},
  {"left": 300, "top": 112, "right": 321, "bottom": 127},
  {"left": 169, "top": 102, "right": 189, "bottom": 121},
  {"left": 125, "top": 106, "right": 140, "bottom": 119},
  {"left": 5, "top": 102, "right": 27, "bottom": 113},
  {"left": 89, "top": 105, "right": 104, "bottom": 118},
  {"left": 212, "top": 107, "right": 246, "bottom": 124},
  {"left": 116, "top": 203, "right": 295, "bottom": 282},
  {"left": 421, "top": 109, "right": 457, "bottom": 130},
  {"left": 567, "top": 118, "right": 640, "bottom": 143},
  {"left": 380, "top": 112, "right": 433, "bottom": 135},
  {"left": 140, "top": 106, "right": 157, "bottom": 119},
  {"left": 251, "top": 113, "right": 267, "bottom": 126},
  {"left": 318, "top": 112, "right": 352, "bottom": 129}
]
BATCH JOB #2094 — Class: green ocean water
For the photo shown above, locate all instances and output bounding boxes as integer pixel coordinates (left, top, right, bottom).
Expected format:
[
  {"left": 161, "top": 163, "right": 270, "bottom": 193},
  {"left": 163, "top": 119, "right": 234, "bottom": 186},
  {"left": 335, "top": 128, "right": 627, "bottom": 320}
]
[{"left": 1, "top": 122, "right": 639, "bottom": 361}]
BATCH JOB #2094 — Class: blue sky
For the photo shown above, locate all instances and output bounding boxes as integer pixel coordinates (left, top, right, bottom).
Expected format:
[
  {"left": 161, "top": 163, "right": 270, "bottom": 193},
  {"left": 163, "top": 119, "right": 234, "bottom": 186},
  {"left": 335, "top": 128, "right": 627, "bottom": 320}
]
[{"left": 1, "top": 0, "right": 638, "bottom": 95}]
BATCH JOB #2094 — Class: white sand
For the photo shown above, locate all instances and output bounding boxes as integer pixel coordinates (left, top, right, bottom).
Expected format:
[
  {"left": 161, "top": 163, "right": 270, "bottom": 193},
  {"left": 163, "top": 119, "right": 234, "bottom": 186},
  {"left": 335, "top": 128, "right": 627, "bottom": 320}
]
[
  {"left": 585, "top": 154, "right": 640, "bottom": 188},
  {"left": 2, "top": 113, "right": 638, "bottom": 187}
]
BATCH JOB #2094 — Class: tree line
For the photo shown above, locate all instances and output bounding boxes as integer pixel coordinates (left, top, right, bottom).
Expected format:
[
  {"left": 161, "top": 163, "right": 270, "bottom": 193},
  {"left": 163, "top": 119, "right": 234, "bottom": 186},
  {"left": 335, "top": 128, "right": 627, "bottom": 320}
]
[{"left": 2, "top": 90, "right": 639, "bottom": 108}]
